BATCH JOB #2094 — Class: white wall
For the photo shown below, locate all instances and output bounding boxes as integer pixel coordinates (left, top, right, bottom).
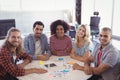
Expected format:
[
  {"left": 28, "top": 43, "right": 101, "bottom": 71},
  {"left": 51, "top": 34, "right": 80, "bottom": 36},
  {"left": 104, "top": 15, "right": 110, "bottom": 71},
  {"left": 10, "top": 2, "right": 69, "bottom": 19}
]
[
  {"left": 82, "top": 0, "right": 113, "bottom": 30},
  {"left": 82, "top": 0, "right": 120, "bottom": 50},
  {"left": 0, "top": 10, "right": 69, "bottom": 33},
  {"left": 82, "top": 0, "right": 120, "bottom": 36},
  {"left": 113, "top": 0, "right": 120, "bottom": 36},
  {"left": 0, "top": 0, "right": 75, "bottom": 11},
  {"left": 0, "top": 0, "right": 75, "bottom": 34},
  {"left": 81, "top": 0, "right": 94, "bottom": 25},
  {"left": 1, "top": 0, "right": 119, "bottom": 36}
]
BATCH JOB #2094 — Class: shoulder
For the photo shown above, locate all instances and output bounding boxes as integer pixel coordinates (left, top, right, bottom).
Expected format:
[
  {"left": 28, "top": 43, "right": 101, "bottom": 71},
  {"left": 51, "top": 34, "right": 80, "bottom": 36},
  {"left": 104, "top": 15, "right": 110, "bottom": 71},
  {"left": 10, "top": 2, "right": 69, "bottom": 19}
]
[
  {"left": 50, "top": 35, "right": 56, "bottom": 40},
  {"left": 109, "top": 46, "right": 119, "bottom": 55},
  {"left": 24, "top": 33, "right": 34, "bottom": 40},
  {"left": 41, "top": 34, "right": 47, "bottom": 39},
  {"left": 94, "top": 43, "right": 101, "bottom": 48},
  {"left": 92, "top": 43, "right": 101, "bottom": 53},
  {"left": 73, "top": 43, "right": 77, "bottom": 49},
  {"left": 64, "top": 35, "right": 71, "bottom": 41},
  {"left": 73, "top": 42, "right": 76, "bottom": 46},
  {"left": 0, "top": 47, "right": 9, "bottom": 56},
  {"left": 105, "top": 43, "right": 118, "bottom": 53},
  {"left": 84, "top": 41, "right": 89, "bottom": 46},
  {"left": 103, "top": 44, "right": 119, "bottom": 59}
]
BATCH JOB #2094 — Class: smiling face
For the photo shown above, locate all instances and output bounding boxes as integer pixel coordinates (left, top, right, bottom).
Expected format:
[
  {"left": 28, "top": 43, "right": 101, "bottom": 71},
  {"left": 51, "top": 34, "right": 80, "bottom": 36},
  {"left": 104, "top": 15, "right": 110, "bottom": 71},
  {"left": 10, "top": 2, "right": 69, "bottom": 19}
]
[
  {"left": 56, "top": 25, "right": 65, "bottom": 38},
  {"left": 99, "top": 30, "right": 112, "bottom": 47},
  {"left": 8, "top": 31, "right": 21, "bottom": 47},
  {"left": 33, "top": 24, "right": 43, "bottom": 39},
  {"left": 77, "top": 26, "right": 86, "bottom": 38}
]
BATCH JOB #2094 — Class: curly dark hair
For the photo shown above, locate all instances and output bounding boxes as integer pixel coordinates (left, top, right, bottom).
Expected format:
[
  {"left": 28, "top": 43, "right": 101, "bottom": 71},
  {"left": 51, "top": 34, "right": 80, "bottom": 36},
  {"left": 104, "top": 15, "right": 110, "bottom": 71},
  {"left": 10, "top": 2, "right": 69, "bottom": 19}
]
[{"left": 50, "top": 20, "right": 70, "bottom": 35}]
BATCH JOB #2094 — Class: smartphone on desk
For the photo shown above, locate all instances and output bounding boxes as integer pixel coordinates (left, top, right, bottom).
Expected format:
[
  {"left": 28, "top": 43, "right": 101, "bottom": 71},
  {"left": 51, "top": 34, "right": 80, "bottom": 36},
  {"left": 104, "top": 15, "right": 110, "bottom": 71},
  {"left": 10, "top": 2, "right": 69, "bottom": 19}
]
[{"left": 45, "top": 63, "right": 57, "bottom": 68}]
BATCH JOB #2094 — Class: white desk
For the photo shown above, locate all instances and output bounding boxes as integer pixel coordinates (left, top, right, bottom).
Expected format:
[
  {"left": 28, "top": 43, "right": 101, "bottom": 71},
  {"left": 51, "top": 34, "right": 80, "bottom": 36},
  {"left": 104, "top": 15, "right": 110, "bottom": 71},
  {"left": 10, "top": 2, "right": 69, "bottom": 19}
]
[{"left": 18, "top": 56, "right": 91, "bottom": 80}]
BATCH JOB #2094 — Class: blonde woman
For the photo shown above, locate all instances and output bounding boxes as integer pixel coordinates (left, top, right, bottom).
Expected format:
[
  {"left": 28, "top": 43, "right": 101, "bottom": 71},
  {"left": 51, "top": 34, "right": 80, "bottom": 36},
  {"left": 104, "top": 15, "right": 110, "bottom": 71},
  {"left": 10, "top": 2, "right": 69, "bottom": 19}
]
[{"left": 70, "top": 24, "right": 92, "bottom": 62}]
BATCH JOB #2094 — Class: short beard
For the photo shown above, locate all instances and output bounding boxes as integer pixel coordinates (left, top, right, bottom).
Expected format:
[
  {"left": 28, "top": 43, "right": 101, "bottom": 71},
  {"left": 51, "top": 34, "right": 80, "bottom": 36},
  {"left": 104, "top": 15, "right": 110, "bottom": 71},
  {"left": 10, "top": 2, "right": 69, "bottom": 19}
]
[
  {"left": 35, "top": 34, "right": 41, "bottom": 40},
  {"left": 8, "top": 41, "right": 19, "bottom": 47}
]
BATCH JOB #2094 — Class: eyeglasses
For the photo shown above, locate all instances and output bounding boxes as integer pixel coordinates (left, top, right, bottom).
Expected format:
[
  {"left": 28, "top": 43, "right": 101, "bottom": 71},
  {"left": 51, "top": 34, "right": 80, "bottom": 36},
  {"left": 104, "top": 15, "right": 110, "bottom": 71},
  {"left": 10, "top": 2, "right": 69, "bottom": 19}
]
[{"left": 99, "top": 34, "right": 109, "bottom": 38}]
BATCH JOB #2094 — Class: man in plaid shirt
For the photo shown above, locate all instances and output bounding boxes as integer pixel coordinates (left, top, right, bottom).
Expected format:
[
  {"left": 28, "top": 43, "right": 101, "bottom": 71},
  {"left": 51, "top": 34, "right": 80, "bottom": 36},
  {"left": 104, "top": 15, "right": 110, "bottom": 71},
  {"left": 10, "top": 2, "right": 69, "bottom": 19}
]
[{"left": 0, "top": 27, "right": 47, "bottom": 80}]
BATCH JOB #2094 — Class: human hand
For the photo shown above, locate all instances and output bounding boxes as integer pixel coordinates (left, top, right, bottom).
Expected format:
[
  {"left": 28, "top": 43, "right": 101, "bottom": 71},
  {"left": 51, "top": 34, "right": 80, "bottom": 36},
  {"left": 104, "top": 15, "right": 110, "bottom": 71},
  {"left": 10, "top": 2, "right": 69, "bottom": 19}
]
[
  {"left": 17, "top": 64, "right": 25, "bottom": 68},
  {"left": 72, "top": 63, "right": 84, "bottom": 70},
  {"left": 66, "top": 48, "right": 70, "bottom": 53},
  {"left": 84, "top": 65, "right": 92, "bottom": 75},
  {"left": 17, "top": 59, "right": 30, "bottom": 68},
  {"left": 43, "top": 53, "right": 50, "bottom": 57},
  {"left": 70, "top": 53, "right": 75, "bottom": 58},
  {"left": 52, "top": 50, "right": 58, "bottom": 56},
  {"left": 37, "top": 55, "right": 49, "bottom": 61},
  {"left": 32, "top": 68, "right": 48, "bottom": 74}
]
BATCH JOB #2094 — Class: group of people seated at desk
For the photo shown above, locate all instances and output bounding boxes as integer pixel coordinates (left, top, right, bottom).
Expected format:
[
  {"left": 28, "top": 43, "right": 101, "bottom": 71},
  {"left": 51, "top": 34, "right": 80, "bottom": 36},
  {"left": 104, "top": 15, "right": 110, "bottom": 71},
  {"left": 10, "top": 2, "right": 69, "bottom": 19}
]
[{"left": 0, "top": 19, "right": 120, "bottom": 80}]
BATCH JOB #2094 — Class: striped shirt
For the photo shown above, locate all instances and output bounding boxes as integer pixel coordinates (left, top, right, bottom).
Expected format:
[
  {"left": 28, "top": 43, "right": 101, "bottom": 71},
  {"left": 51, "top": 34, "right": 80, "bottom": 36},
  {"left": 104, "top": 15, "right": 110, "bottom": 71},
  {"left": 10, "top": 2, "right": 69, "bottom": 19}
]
[
  {"left": 92, "top": 42, "right": 120, "bottom": 80},
  {"left": 50, "top": 35, "right": 72, "bottom": 56}
]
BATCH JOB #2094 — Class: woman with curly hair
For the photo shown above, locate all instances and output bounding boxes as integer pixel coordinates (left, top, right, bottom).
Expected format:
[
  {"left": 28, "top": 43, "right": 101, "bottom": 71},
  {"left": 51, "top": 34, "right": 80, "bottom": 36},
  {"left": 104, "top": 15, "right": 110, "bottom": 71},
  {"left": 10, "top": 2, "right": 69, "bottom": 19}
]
[{"left": 50, "top": 19, "right": 72, "bottom": 56}]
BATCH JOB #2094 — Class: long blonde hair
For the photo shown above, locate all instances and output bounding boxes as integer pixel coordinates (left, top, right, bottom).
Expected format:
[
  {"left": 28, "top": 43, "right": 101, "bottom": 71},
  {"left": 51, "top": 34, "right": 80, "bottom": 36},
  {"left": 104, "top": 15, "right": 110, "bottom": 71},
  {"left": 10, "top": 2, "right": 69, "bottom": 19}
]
[{"left": 75, "top": 24, "right": 91, "bottom": 45}]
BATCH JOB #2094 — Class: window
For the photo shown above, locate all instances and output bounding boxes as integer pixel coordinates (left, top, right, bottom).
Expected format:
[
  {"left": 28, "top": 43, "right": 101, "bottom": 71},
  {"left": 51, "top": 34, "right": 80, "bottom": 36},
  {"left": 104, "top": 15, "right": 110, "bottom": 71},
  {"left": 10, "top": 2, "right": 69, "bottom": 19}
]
[{"left": 0, "top": 19, "right": 15, "bottom": 39}]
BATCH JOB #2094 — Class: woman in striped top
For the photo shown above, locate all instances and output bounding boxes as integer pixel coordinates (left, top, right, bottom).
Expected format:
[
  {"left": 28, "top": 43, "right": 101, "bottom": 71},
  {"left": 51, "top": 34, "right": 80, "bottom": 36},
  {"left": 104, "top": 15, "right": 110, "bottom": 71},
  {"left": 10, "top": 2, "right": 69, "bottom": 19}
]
[{"left": 50, "top": 20, "right": 72, "bottom": 56}]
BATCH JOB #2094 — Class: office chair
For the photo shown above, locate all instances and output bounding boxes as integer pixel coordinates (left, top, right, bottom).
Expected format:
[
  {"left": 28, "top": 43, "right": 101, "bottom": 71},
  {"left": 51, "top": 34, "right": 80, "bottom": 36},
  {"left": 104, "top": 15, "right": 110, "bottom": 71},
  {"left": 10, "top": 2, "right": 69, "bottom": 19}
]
[
  {"left": 90, "top": 12, "right": 100, "bottom": 40},
  {"left": 69, "top": 26, "right": 76, "bottom": 40}
]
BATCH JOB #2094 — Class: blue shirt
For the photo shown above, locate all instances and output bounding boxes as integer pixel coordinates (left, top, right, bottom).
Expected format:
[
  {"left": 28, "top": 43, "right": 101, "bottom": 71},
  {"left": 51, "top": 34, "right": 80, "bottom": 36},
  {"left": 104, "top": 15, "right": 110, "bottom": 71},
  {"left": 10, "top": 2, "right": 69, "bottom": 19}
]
[
  {"left": 24, "top": 33, "right": 51, "bottom": 59},
  {"left": 73, "top": 42, "right": 91, "bottom": 56}
]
